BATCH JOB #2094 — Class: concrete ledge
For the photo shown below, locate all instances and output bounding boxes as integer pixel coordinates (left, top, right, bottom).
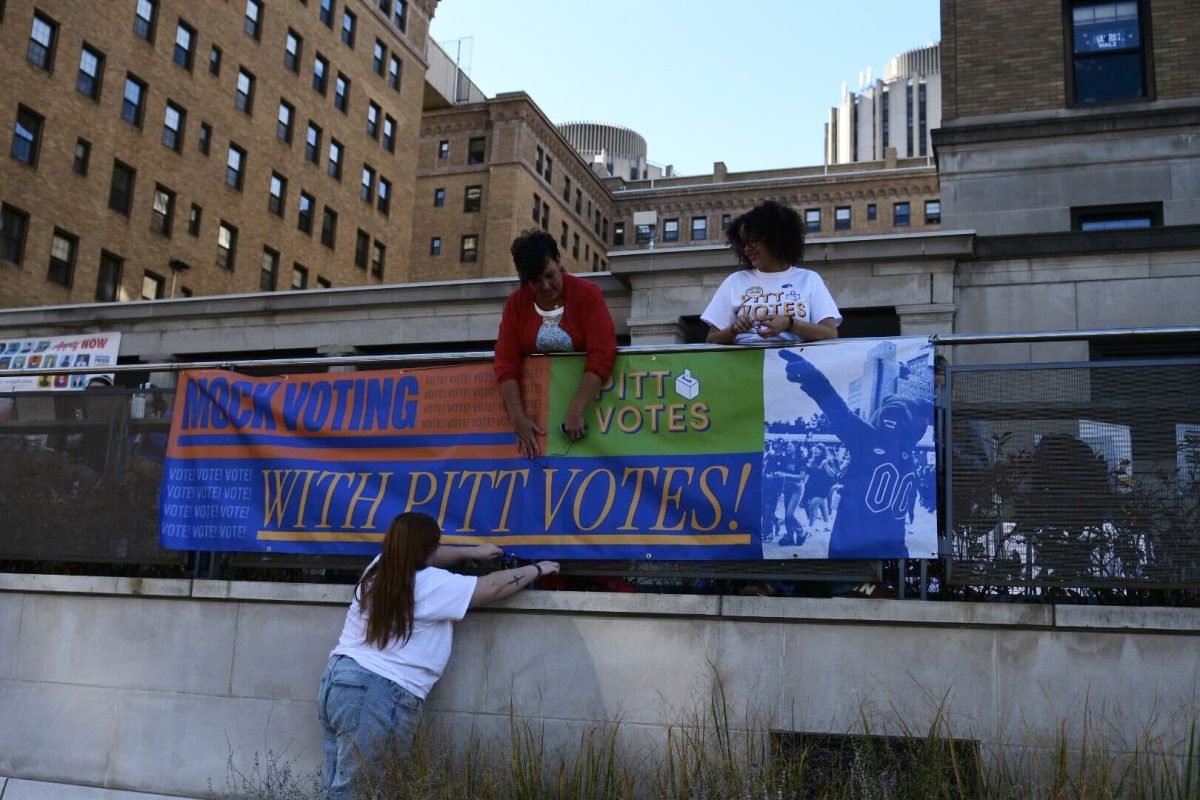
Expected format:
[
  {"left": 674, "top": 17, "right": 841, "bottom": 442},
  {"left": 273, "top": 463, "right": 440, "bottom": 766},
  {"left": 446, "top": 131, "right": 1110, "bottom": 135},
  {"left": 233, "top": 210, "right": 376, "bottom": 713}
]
[
  {"left": 6, "top": 573, "right": 1200, "bottom": 633},
  {"left": 0, "top": 777, "right": 201, "bottom": 799}
]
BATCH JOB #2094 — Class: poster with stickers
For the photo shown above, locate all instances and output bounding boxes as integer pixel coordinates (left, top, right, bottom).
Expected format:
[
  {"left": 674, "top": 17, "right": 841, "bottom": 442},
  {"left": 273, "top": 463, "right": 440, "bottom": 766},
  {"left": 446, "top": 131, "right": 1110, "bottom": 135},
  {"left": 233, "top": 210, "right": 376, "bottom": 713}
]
[
  {"left": 0, "top": 332, "right": 122, "bottom": 393},
  {"left": 160, "top": 337, "right": 936, "bottom": 560}
]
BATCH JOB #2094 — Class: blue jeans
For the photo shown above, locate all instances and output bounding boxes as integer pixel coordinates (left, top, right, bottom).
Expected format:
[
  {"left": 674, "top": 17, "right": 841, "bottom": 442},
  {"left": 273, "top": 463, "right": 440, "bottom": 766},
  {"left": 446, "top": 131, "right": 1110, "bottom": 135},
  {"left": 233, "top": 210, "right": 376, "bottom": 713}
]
[{"left": 317, "top": 654, "right": 424, "bottom": 800}]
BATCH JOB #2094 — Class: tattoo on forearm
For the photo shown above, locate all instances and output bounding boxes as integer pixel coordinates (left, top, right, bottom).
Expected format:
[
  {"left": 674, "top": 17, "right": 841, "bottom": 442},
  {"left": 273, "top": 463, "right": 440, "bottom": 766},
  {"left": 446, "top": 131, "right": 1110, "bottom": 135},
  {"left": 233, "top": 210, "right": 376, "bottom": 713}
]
[{"left": 506, "top": 574, "right": 523, "bottom": 586}]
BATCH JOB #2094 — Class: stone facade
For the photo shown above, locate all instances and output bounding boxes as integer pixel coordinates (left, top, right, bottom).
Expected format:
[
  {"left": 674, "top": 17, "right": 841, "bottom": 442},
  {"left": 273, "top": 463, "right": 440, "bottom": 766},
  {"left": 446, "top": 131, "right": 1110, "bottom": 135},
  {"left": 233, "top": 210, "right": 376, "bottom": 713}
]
[{"left": 0, "top": 0, "right": 435, "bottom": 308}]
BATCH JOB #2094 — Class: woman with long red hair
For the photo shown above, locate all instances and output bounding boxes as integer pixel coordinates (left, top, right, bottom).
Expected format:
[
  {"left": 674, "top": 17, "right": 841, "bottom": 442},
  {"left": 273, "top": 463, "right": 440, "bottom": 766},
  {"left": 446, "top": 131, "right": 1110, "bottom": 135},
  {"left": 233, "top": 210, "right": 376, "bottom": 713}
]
[{"left": 318, "top": 512, "right": 558, "bottom": 798}]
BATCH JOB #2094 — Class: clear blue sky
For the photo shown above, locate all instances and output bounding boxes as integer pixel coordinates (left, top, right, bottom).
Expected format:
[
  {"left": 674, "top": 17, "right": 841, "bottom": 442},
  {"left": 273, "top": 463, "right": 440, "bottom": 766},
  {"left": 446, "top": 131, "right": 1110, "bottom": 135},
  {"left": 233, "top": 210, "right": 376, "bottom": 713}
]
[{"left": 428, "top": 0, "right": 940, "bottom": 176}]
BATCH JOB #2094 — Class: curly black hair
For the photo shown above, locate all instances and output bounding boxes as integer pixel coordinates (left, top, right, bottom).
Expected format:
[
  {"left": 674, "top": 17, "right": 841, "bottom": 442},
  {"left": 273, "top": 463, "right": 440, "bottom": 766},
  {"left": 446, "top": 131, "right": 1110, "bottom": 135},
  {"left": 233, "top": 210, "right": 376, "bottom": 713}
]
[
  {"left": 510, "top": 229, "right": 561, "bottom": 283},
  {"left": 725, "top": 200, "right": 805, "bottom": 269}
]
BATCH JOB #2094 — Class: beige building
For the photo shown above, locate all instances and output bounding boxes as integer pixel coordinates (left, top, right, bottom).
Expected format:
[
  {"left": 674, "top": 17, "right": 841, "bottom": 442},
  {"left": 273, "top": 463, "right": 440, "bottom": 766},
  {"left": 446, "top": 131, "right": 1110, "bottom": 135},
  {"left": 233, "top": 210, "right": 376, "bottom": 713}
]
[
  {"left": 409, "top": 91, "right": 616, "bottom": 282},
  {"left": 0, "top": 0, "right": 435, "bottom": 307}
]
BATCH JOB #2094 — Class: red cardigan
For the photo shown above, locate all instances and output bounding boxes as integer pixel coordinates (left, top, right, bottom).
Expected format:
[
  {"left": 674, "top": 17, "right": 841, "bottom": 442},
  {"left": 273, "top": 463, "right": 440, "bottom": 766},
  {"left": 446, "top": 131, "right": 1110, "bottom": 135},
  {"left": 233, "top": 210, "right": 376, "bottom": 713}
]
[{"left": 493, "top": 272, "right": 617, "bottom": 385}]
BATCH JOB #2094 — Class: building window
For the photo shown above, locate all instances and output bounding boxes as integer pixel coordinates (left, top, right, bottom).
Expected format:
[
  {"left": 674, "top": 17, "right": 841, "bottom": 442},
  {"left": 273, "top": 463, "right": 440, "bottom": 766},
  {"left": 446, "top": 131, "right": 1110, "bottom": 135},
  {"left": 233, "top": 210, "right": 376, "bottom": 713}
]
[
  {"left": 360, "top": 164, "right": 375, "bottom": 202},
  {"left": 174, "top": 21, "right": 195, "bottom": 70},
  {"left": 285, "top": 30, "right": 302, "bottom": 72},
  {"left": 0, "top": 204, "right": 29, "bottom": 265},
  {"left": 560, "top": 222, "right": 569, "bottom": 248},
  {"left": 226, "top": 143, "right": 246, "bottom": 190},
  {"left": 387, "top": 55, "right": 401, "bottom": 91},
  {"left": 47, "top": 230, "right": 77, "bottom": 287},
  {"left": 572, "top": 233, "right": 580, "bottom": 259},
  {"left": 121, "top": 74, "right": 147, "bottom": 127},
  {"left": 805, "top": 209, "right": 821, "bottom": 233},
  {"left": 198, "top": 122, "right": 211, "bottom": 155},
  {"left": 867, "top": 203, "right": 877, "bottom": 221},
  {"left": 613, "top": 222, "right": 625, "bottom": 246},
  {"left": 108, "top": 160, "right": 136, "bottom": 216},
  {"left": 460, "top": 235, "right": 478, "bottom": 263},
  {"left": 371, "top": 241, "right": 385, "bottom": 278},
  {"left": 236, "top": 68, "right": 255, "bottom": 113},
  {"left": 544, "top": 156, "right": 553, "bottom": 183},
  {"left": 73, "top": 138, "right": 91, "bottom": 175},
  {"left": 575, "top": 189, "right": 582, "bottom": 214},
  {"left": 532, "top": 193, "right": 540, "bottom": 222},
  {"left": 260, "top": 247, "right": 279, "bottom": 291},
  {"left": 433, "top": 188, "right": 445, "bottom": 207},
  {"left": 382, "top": 115, "right": 395, "bottom": 153},
  {"left": 217, "top": 221, "right": 238, "bottom": 269},
  {"left": 691, "top": 216, "right": 708, "bottom": 241},
  {"left": 305, "top": 122, "right": 322, "bottom": 162},
  {"left": 354, "top": 229, "right": 370, "bottom": 268},
  {"left": 563, "top": 176, "right": 572, "bottom": 203},
  {"left": 430, "top": 237, "right": 441, "bottom": 256},
  {"left": 541, "top": 201, "right": 549, "bottom": 231},
  {"left": 316, "top": 276, "right": 331, "bottom": 289},
  {"left": 394, "top": 0, "right": 407, "bottom": 31},
  {"left": 150, "top": 185, "right": 175, "bottom": 236},
  {"left": 377, "top": 177, "right": 391, "bottom": 216},
  {"left": 313, "top": 54, "right": 328, "bottom": 94},
  {"left": 292, "top": 263, "right": 308, "bottom": 290},
  {"left": 133, "top": 0, "right": 157, "bottom": 43},
  {"left": 1069, "top": 0, "right": 1150, "bottom": 104},
  {"left": 76, "top": 44, "right": 105, "bottom": 100},
  {"left": 924, "top": 200, "right": 941, "bottom": 225},
  {"left": 209, "top": 45, "right": 222, "bottom": 75},
  {"left": 162, "top": 102, "right": 185, "bottom": 152},
  {"left": 244, "top": 0, "right": 262, "bottom": 40},
  {"left": 320, "top": 207, "right": 337, "bottom": 248},
  {"left": 10, "top": 106, "right": 43, "bottom": 166},
  {"left": 437, "top": 140, "right": 449, "bottom": 159},
  {"left": 467, "top": 137, "right": 486, "bottom": 164},
  {"left": 334, "top": 73, "right": 350, "bottom": 112},
  {"left": 327, "top": 139, "right": 343, "bottom": 179},
  {"left": 298, "top": 191, "right": 314, "bottom": 233},
  {"left": 835, "top": 206, "right": 852, "bottom": 231},
  {"left": 277, "top": 99, "right": 294, "bottom": 142},
  {"left": 1071, "top": 201, "right": 1162, "bottom": 230},
  {"left": 663, "top": 219, "right": 679, "bottom": 243},
  {"left": 535, "top": 145, "right": 543, "bottom": 173},
  {"left": 602, "top": 217, "right": 608, "bottom": 239},
  {"left": 373, "top": 40, "right": 386, "bottom": 75},
  {"left": 268, "top": 172, "right": 287, "bottom": 215},
  {"left": 721, "top": 214, "right": 733, "bottom": 232},
  {"left": 27, "top": 11, "right": 57, "bottom": 71},
  {"left": 96, "top": 251, "right": 123, "bottom": 301},
  {"left": 893, "top": 201, "right": 911, "bottom": 227},
  {"left": 341, "top": 10, "right": 356, "bottom": 47},
  {"left": 141, "top": 271, "right": 165, "bottom": 300},
  {"left": 464, "top": 185, "right": 482, "bottom": 213},
  {"left": 319, "top": 0, "right": 334, "bottom": 27},
  {"left": 188, "top": 203, "right": 202, "bottom": 236},
  {"left": 367, "top": 102, "right": 380, "bottom": 139},
  {"left": 635, "top": 224, "right": 652, "bottom": 244}
]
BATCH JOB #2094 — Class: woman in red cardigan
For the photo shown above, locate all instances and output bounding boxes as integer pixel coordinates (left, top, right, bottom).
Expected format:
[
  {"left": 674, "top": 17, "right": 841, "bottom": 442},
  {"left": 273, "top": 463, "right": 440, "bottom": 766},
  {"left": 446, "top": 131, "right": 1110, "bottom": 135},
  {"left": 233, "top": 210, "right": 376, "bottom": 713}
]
[{"left": 494, "top": 229, "right": 617, "bottom": 458}]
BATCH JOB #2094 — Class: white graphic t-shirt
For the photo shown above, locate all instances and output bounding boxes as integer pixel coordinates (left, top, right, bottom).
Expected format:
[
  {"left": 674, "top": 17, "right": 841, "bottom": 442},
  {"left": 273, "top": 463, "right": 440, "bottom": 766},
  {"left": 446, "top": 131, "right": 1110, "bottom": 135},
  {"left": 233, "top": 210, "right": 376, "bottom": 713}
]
[
  {"left": 534, "top": 304, "right": 573, "bottom": 352},
  {"left": 701, "top": 266, "right": 841, "bottom": 345}
]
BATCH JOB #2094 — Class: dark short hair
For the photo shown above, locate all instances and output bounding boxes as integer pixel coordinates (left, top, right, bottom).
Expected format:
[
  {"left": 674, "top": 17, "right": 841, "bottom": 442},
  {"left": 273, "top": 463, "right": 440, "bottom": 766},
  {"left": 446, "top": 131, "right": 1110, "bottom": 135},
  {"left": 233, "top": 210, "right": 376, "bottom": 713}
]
[
  {"left": 511, "top": 229, "right": 560, "bottom": 283},
  {"left": 725, "top": 200, "right": 805, "bottom": 269}
]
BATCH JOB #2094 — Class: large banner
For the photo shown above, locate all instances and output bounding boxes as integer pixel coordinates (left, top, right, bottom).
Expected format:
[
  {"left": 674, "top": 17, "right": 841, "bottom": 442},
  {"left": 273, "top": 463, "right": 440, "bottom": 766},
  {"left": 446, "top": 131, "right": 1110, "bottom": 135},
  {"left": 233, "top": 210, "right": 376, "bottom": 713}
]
[
  {"left": 161, "top": 337, "right": 935, "bottom": 559},
  {"left": 0, "top": 332, "right": 121, "bottom": 392}
]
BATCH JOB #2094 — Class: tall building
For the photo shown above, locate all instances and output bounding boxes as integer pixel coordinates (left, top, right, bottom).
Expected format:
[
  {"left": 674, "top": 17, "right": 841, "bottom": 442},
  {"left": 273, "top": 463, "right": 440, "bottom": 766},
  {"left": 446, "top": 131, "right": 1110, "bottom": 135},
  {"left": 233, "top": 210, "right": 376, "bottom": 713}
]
[
  {"left": 934, "top": 0, "right": 1200, "bottom": 362},
  {"left": 825, "top": 43, "right": 941, "bottom": 165},
  {"left": 557, "top": 121, "right": 675, "bottom": 181},
  {"left": 0, "top": 0, "right": 435, "bottom": 308}
]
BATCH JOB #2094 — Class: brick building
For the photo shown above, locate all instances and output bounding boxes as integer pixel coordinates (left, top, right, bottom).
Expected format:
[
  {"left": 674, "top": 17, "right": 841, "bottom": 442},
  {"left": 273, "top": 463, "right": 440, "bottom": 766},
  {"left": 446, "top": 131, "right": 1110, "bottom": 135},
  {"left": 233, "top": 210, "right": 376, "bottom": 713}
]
[{"left": 0, "top": 0, "right": 434, "bottom": 307}]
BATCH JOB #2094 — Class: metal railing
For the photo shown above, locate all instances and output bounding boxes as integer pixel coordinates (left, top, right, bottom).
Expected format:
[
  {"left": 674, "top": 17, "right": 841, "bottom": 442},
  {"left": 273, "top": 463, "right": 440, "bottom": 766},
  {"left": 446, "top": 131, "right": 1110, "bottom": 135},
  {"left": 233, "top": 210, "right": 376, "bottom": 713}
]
[{"left": 2, "top": 329, "right": 1197, "bottom": 600}]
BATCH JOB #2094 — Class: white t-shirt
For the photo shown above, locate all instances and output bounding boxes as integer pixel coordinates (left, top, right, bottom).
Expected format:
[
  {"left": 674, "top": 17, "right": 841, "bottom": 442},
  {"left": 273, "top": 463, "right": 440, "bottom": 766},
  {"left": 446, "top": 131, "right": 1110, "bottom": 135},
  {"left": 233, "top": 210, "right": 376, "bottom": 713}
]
[
  {"left": 701, "top": 266, "right": 841, "bottom": 345},
  {"left": 331, "top": 559, "right": 478, "bottom": 699}
]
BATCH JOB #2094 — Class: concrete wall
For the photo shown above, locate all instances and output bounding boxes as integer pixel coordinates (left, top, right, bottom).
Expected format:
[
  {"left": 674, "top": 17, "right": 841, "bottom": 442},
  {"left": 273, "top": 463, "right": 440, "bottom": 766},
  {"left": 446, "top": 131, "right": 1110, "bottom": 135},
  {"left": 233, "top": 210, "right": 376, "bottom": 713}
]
[{"left": 2, "top": 573, "right": 1198, "bottom": 799}]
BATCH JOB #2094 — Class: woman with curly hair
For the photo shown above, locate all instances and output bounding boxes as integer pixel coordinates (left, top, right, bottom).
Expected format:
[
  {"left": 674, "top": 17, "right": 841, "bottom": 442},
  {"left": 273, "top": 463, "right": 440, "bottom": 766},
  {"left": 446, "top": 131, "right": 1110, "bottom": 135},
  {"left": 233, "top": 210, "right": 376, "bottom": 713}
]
[
  {"left": 701, "top": 200, "right": 841, "bottom": 345},
  {"left": 318, "top": 512, "right": 559, "bottom": 798}
]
